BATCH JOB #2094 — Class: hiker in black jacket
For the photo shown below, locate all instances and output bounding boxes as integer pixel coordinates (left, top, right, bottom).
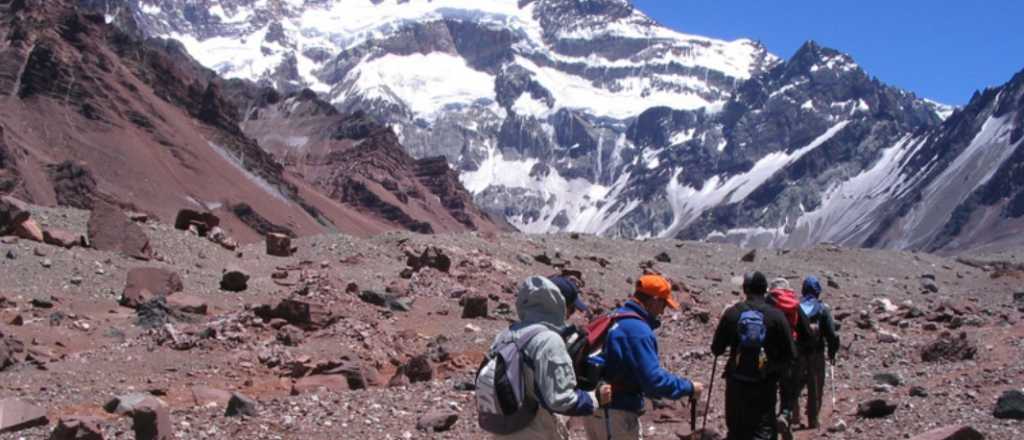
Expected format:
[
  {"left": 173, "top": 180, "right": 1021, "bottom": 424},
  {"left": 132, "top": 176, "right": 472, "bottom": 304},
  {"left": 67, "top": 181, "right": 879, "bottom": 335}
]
[
  {"left": 711, "top": 272, "right": 798, "bottom": 440},
  {"left": 795, "top": 276, "right": 841, "bottom": 430}
]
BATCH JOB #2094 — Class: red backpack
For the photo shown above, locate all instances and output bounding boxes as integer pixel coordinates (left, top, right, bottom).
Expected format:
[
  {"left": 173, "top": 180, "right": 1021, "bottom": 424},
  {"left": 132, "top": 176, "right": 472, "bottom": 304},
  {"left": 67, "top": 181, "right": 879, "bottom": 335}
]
[
  {"left": 768, "top": 288, "right": 800, "bottom": 340},
  {"left": 562, "top": 311, "right": 642, "bottom": 391}
]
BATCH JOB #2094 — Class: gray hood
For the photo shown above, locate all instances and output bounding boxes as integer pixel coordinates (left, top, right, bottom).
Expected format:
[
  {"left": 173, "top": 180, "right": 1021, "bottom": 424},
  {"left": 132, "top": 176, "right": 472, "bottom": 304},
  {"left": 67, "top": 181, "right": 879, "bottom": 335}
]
[{"left": 515, "top": 276, "right": 566, "bottom": 328}]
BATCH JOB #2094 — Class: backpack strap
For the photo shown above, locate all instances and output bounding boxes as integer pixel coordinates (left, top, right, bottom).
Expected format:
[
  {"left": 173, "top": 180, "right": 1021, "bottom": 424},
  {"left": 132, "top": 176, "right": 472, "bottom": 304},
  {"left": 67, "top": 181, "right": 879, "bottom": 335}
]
[{"left": 610, "top": 312, "right": 644, "bottom": 322}]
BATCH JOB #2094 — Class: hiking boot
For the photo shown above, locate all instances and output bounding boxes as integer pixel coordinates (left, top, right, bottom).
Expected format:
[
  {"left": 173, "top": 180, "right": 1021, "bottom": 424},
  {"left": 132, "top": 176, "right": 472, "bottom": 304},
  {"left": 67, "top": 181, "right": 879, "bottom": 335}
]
[{"left": 776, "top": 414, "right": 794, "bottom": 440}]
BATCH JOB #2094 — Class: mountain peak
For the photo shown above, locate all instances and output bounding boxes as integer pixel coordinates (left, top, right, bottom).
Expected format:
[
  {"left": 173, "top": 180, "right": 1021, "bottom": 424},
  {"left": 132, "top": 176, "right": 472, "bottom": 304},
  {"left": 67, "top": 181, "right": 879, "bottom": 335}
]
[{"left": 785, "top": 40, "right": 860, "bottom": 78}]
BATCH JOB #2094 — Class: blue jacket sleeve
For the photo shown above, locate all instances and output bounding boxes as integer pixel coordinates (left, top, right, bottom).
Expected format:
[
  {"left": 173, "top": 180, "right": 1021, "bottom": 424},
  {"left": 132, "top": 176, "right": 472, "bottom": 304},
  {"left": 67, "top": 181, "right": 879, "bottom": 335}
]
[{"left": 622, "top": 330, "right": 693, "bottom": 400}]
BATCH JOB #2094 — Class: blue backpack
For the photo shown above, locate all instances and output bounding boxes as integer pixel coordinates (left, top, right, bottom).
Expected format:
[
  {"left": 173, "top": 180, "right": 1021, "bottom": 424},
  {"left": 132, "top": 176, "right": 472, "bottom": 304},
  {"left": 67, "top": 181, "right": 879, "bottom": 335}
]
[{"left": 734, "top": 307, "right": 768, "bottom": 382}]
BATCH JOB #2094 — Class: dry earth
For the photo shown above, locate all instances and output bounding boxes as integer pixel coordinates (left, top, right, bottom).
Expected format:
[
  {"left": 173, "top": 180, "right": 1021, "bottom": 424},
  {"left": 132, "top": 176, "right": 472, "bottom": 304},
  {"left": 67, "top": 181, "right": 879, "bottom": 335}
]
[{"left": 1, "top": 202, "right": 1023, "bottom": 439}]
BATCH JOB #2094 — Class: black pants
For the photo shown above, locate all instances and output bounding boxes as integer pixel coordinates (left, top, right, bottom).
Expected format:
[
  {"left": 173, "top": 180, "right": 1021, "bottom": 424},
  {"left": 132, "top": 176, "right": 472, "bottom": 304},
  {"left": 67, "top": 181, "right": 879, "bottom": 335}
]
[
  {"left": 797, "top": 350, "right": 827, "bottom": 425},
  {"left": 725, "top": 378, "right": 778, "bottom": 440},
  {"left": 778, "top": 361, "right": 800, "bottom": 421}
]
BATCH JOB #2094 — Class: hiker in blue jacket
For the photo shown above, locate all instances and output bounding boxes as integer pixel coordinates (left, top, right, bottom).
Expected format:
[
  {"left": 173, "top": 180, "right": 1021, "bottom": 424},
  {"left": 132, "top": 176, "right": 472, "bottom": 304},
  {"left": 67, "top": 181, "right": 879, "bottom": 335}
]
[
  {"left": 795, "top": 276, "right": 840, "bottom": 430},
  {"left": 583, "top": 274, "right": 704, "bottom": 440}
]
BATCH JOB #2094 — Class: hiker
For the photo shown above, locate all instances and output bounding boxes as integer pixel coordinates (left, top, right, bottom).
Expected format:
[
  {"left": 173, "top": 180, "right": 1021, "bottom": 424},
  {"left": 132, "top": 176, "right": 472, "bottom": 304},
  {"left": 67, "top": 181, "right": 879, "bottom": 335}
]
[
  {"left": 795, "top": 276, "right": 840, "bottom": 430},
  {"left": 582, "top": 274, "right": 704, "bottom": 440},
  {"left": 767, "top": 278, "right": 812, "bottom": 438},
  {"left": 711, "top": 272, "right": 797, "bottom": 440},
  {"left": 476, "top": 276, "right": 607, "bottom": 439}
]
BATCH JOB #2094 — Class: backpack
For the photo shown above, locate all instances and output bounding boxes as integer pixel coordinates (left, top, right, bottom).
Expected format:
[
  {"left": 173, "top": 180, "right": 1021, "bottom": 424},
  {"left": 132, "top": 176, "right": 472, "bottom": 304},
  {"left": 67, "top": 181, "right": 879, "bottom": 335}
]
[
  {"left": 475, "top": 326, "right": 547, "bottom": 435},
  {"left": 563, "top": 311, "right": 643, "bottom": 391},
  {"left": 800, "top": 298, "right": 824, "bottom": 345},
  {"left": 733, "top": 305, "right": 768, "bottom": 382},
  {"left": 768, "top": 289, "right": 800, "bottom": 340}
]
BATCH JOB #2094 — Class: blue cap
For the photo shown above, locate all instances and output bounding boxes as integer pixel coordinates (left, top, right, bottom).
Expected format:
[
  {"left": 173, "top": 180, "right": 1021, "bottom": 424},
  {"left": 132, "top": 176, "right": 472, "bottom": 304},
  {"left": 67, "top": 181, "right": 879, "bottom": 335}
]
[
  {"left": 802, "top": 276, "right": 822, "bottom": 298},
  {"left": 548, "top": 276, "right": 589, "bottom": 312}
]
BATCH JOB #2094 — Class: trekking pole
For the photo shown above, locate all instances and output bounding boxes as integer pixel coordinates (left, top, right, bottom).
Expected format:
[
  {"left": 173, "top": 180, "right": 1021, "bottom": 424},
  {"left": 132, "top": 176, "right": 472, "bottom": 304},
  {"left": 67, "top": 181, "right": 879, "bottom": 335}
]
[
  {"left": 604, "top": 406, "right": 612, "bottom": 440},
  {"left": 689, "top": 395, "right": 697, "bottom": 432},
  {"left": 829, "top": 362, "right": 837, "bottom": 414},
  {"left": 700, "top": 355, "right": 720, "bottom": 435}
]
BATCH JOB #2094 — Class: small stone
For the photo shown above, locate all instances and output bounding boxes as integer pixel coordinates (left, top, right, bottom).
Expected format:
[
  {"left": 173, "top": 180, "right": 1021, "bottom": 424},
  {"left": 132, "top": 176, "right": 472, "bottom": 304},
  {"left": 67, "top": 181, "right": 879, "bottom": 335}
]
[
  {"left": 40, "top": 258, "right": 52, "bottom": 268},
  {"left": 908, "top": 425, "right": 984, "bottom": 440},
  {"left": 69, "top": 276, "right": 83, "bottom": 286},
  {"left": 873, "top": 372, "right": 903, "bottom": 387},
  {"left": 225, "top": 393, "right": 258, "bottom": 417},
  {"left": 4, "top": 250, "right": 14, "bottom": 260},
  {"left": 654, "top": 252, "right": 671, "bottom": 263},
  {"left": 828, "top": 419, "right": 847, "bottom": 433},
  {"left": 220, "top": 268, "right": 249, "bottom": 292},
  {"left": 857, "top": 399, "right": 897, "bottom": 418},
  {"left": 921, "top": 278, "right": 940, "bottom": 294},
  {"left": 461, "top": 296, "right": 488, "bottom": 319},
  {"left": 910, "top": 386, "right": 929, "bottom": 397},
  {"left": 740, "top": 249, "right": 756, "bottom": 262},
  {"left": 994, "top": 389, "right": 1024, "bottom": 420},
  {"left": 402, "top": 355, "right": 434, "bottom": 383},
  {"left": 266, "top": 233, "right": 294, "bottom": 257},
  {"left": 877, "top": 330, "right": 900, "bottom": 343},
  {"left": 416, "top": 410, "right": 458, "bottom": 432},
  {"left": 31, "top": 298, "right": 54, "bottom": 309},
  {"left": 464, "top": 324, "right": 481, "bottom": 333}
]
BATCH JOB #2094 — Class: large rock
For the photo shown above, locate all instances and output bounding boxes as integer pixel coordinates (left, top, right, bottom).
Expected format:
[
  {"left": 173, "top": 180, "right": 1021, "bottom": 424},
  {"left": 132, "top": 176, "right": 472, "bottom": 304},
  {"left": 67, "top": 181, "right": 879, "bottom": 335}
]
[
  {"left": 225, "top": 393, "right": 258, "bottom": 417},
  {"left": 12, "top": 219, "right": 44, "bottom": 242},
  {"left": 0, "top": 398, "right": 48, "bottom": 433},
  {"left": 255, "top": 298, "right": 337, "bottom": 330},
  {"left": 43, "top": 228, "right": 84, "bottom": 248},
  {"left": 166, "top": 294, "right": 208, "bottom": 315},
  {"left": 49, "top": 416, "right": 105, "bottom": 440},
  {"left": 921, "top": 332, "right": 977, "bottom": 363},
  {"left": 416, "top": 410, "right": 458, "bottom": 432},
  {"left": 909, "top": 425, "right": 984, "bottom": 440},
  {"left": 0, "top": 197, "right": 30, "bottom": 235},
  {"left": 122, "top": 268, "right": 184, "bottom": 308},
  {"left": 401, "top": 355, "right": 434, "bottom": 383},
  {"left": 291, "top": 375, "right": 349, "bottom": 394},
  {"left": 219, "top": 267, "right": 249, "bottom": 292},
  {"left": 994, "top": 389, "right": 1024, "bottom": 420},
  {"left": 406, "top": 246, "right": 452, "bottom": 273},
  {"left": 856, "top": 399, "right": 897, "bottom": 418},
  {"left": 461, "top": 296, "right": 488, "bottom": 319},
  {"left": 265, "top": 233, "right": 294, "bottom": 257},
  {"left": 103, "top": 394, "right": 172, "bottom": 440},
  {"left": 173, "top": 209, "right": 219, "bottom": 236},
  {"left": 88, "top": 201, "right": 152, "bottom": 260}
]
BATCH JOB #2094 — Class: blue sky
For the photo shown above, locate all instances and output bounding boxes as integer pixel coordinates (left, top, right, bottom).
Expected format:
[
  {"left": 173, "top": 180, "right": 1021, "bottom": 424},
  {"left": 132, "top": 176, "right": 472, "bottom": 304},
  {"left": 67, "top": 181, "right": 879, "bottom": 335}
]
[{"left": 632, "top": 1, "right": 1024, "bottom": 106}]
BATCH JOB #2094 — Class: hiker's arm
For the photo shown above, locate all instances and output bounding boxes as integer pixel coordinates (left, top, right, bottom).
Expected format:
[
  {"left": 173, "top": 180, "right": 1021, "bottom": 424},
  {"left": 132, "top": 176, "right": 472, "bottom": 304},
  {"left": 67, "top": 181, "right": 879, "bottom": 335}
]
[
  {"left": 631, "top": 334, "right": 693, "bottom": 400},
  {"left": 822, "top": 306, "right": 840, "bottom": 361},
  {"left": 710, "top": 311, "right": 731, "bottom": 356},
  {"left": 530, "top": 333, "right": 595, "bottom": 416}
]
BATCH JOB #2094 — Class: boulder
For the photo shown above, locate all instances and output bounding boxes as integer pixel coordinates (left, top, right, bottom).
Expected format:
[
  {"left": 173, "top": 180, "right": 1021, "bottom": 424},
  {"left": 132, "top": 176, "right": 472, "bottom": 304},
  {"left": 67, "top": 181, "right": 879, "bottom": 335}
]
[
  {"left": 461, "top": 296, "right": 488, "bottom": 319},
  {"left": 909, "top": 425, "right": 984, "bottom": 440},
  {"left": 219, "top": 267, "right": 249, "bottom": 292},
  {"left": 207, "top": 227, "right": 237, "bottom": 250},
  {"left": 225, "top": 393, "right": 258, "bottom": 417},
  {"left": 921, "top": 332, "right": 977, "bottom": 363},
  {"left": 166, "top": 294, "right": 208, "bottom": 315},
  {"left": 310, "top": 359, "right": 369, "bottom": 390},
  {"left": 416, "top": 410, "right": 458, "bottom": 432},
  {"left": 401, "top": 355, "right": 434, "bottom": 383},
  {"left": 406, "top": 246, "right": 452, "bottom": 273},
  {"left": 0, "top": 197, "right": 30, "bottom": 235},
  {"left": 856, "top": 399, "right": 897, "bottom": 418},
  {"left": 122, "top": 268, "right": 184, "bottom": 308},
  {"left": 994, "top": 389, "right": 1024, "bottom": 420},
  {"left": 49, "top": 416, "right": 105, "bottom": 440},
  {"left": 173, "top": 210, "right": 220, "bottom": 236},
  {"left": 43, "top": 229, "right": 82, "bottom": 248},
  {"left": 921, "top": 278, "right": 940, "bottom": 293},
  {"left": 740, "top": 249, "right": 757, "bottom": 262},
  {"left": 265, "top": 233, "right": 294, "bottom": 257},
  {"left": 255, "top": 298, "right": 337, "bottom": 331},
  {"left": 0, "top": 398, "right": 48, "bottom": 433},
  {"left": 873, "top": 372, "right": 904, "bottom": 387},
  {"left": 88, "top": 201, "right": 152, "bottom": 260},
  {"left": 103, "top": 393, "right": 172, "bottom": 440},
  {"left": 654, "top": 252, "right": 672, "bottom": 263},
  {"left": 12, "top": 219, "right": 44, "bottom": 242}
]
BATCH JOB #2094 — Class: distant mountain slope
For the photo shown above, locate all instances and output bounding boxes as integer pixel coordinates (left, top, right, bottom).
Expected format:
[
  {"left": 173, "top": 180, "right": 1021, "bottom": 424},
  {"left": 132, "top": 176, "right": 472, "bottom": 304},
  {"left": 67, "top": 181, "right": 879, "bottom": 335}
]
[{"left": 0, "top": 0, "right": 498, "bottom": 241}]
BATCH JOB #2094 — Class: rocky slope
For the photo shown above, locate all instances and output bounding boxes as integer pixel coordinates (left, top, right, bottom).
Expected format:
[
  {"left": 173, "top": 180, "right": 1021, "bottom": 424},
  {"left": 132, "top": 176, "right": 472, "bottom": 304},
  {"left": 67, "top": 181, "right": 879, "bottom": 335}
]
[
  {"left": 0, "top": 0, "right": 498, "bottom": 243},
  {"left": 0, "top": 201, "right": 1022, "bottom": 439},
  {"left": 87, "top": 0, "right": 1024, "bottom": 255}
]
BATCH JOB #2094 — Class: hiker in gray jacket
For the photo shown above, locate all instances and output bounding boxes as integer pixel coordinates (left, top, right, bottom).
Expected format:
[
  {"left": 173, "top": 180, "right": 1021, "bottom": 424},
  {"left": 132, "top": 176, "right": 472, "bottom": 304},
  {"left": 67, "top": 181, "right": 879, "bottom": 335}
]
[{"left": 490, "top": 276, "right": 603, "bottom": 439}]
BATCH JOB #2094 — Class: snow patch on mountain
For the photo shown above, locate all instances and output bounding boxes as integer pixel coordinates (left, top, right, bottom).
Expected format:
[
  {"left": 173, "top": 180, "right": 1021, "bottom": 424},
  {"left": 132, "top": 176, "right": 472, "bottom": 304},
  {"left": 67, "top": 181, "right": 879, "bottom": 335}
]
[{"left": 661, "top": 121, "right": 851, "bottom": 238}]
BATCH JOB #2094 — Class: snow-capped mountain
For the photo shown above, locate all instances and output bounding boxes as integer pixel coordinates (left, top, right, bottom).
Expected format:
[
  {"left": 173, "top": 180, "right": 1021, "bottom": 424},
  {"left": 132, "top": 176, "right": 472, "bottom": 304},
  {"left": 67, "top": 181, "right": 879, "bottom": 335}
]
[{"left": 88, "top": 0, "right": 1024, "bottom": 253}]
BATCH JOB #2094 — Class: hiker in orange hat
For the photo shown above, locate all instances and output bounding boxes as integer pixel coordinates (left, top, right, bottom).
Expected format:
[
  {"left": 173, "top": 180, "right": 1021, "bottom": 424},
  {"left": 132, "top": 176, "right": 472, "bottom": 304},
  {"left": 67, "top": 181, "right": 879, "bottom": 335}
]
[{"left": 582, "top": 274, "right": 704, "bottom": 440}]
